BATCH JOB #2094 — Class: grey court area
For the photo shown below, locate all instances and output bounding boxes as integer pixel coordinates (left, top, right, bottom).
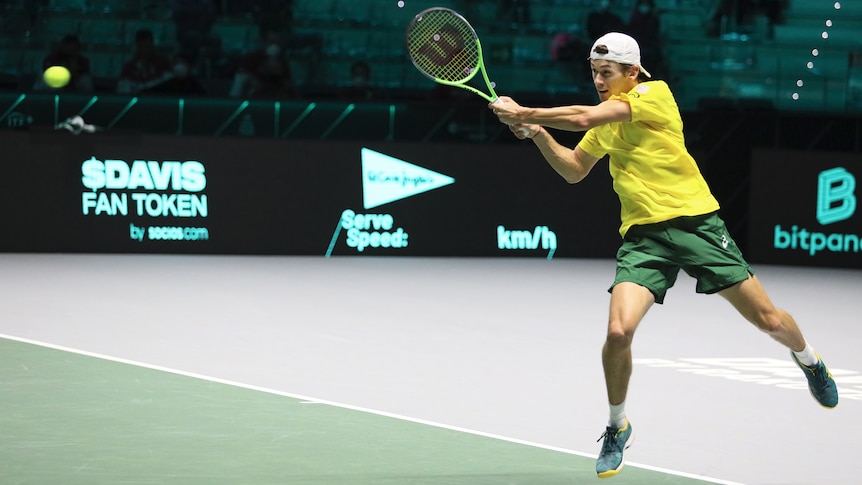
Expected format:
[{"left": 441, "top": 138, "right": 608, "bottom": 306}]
[{"left": 0, "top": 254, "right": 859, "bottom": 485}]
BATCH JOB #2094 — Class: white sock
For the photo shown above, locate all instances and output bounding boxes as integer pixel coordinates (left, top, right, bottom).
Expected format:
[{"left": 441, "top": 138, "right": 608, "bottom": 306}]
[
  {"left": 793, "top": 342, "right": 819, "bottom": 367},
  {"left": 609, "top": 401, "right": 627, "bottom": 429}
]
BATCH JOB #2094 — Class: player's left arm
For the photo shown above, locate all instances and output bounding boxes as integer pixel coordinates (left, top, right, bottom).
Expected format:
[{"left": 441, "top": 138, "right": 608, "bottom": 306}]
[{"left": 491, "top": 96, "right": 631, "bottom": 132}]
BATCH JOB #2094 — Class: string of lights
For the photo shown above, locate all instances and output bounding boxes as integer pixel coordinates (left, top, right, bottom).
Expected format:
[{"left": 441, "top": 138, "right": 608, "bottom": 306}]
[{"left": 792, "top": 1, "right": 842, "bottom": 102}]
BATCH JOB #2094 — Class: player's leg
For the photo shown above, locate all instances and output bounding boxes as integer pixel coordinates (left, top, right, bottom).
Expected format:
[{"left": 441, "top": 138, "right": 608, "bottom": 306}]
[
  {"left": 678, "top": 210, "right": 838, "bottom": 408},
  {"left": 719, "top": 276, "right": 838, "bottom": 408},
  {"left": 604, "top": 282, "right": 655, "bottom": 411},
  {"left": 718, "top": 275, "right": 804, "bottom": 350},
  {"left": 596, "top": 281, "right": 654, "bottom": 479},
  {"left": 597, "top": 223, "right": 678, "bottom": 478}
]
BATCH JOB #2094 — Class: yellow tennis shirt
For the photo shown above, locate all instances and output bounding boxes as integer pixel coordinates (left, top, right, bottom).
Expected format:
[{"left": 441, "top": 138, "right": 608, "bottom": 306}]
[{"left": 578, "top": 80, "right": 720, "bottom": 237}]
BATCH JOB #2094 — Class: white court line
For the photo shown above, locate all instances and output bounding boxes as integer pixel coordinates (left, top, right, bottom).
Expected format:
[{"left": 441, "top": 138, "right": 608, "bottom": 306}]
[{"left": 1, "top": 332, "right": 746, "bottom": 485}]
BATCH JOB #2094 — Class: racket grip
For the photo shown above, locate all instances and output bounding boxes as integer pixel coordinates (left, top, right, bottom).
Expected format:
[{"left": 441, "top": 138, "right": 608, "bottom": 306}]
[{"left": 492, "top": 98, "right": 532, "bottom": 138}]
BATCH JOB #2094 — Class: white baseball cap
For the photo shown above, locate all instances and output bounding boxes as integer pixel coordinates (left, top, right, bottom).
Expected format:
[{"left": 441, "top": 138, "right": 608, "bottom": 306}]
[{"left": 588, "top": 32, "right": 652, "bottom": 78}]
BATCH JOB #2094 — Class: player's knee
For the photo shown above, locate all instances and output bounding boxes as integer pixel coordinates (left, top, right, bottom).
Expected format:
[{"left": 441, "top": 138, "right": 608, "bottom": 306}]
[
  {"left": 752, "top": 308, "right": 784, "bottom": 334},
  {"left": 605, "top": 322, "right": 634, "bottom": 348}
]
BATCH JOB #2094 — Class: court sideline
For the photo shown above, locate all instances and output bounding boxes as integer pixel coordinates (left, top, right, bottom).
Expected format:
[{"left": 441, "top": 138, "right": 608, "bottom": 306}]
[{"left": 0, "top": 254, "right": 858, "bottom": 484}]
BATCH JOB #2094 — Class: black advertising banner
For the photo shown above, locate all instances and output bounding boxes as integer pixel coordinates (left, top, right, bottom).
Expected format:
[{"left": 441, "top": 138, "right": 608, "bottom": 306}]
[
  {"left": 0, "top": 131, "right": 622, "bottom": 258},
  {"left": 749, "top": 149, "right": 862, "bottom": 268}
]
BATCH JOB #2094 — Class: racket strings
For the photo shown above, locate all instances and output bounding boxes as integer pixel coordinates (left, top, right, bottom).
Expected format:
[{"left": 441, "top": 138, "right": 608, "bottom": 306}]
[{"left": 407, "top": 10, "right": 480, "bottom": 83}]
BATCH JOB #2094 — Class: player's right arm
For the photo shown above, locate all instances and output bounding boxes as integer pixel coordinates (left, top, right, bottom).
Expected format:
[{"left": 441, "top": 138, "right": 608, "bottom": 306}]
[
  {"left": 493, "top": 96, "right": 631, "bottom": 132},
  {"left": 519, "top": 125, "right": 600, "bottom": 184}
]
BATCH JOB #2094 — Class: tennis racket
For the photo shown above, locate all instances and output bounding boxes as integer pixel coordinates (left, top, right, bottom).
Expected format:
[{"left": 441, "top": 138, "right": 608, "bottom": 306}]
[
  {"left": 405, "top": 7, "right": 529, "bottom": 137},
  {"left": 405, "top": 7, "right": 499, "bottom": 102}
]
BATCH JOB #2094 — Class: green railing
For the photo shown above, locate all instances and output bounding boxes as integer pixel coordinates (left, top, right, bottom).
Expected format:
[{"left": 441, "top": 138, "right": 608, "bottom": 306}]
[{"left": 0, "top": 92, "right": 526, "bottom": 143}]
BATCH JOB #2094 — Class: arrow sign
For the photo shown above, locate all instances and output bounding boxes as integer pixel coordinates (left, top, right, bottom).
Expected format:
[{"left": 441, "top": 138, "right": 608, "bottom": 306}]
[{"left": 361, "top": 147, "right": 455, "bottom": 209}]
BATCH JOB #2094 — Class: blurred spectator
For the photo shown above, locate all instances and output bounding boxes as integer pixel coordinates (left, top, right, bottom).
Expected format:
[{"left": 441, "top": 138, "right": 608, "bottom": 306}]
[
  {"left": 339, "top": 61, "right": 378, "bottom": 101},
  {"left": 626, "top": 0, "right": 665, "bottom": 78},
  {"left": 248, "top": 0, "right": 323, "bottom": 84},
  {"left": 35, "top": 34, "right": 93, "bottom": 93},
  {"left": 550, "top": 28, "right": 591, "bottom": 84},
  {"left": 248, "top": 0, "right": 294, "bottom": 36},
  {"left": 229, "top": 29, "right": 295, "bottom": 99},
  {"left": 144, "top": 56, "right": 207, "bottom": 95},
  {"left": 171, "top": 0, "right": 217, "bottom": 66},
  {"left": 194, "top": 35, "right": 233, "bottom": 80},
  {"left": 757, "top": 0, "right": 788, "bottom": 26},
  {"left": 587, "top": 0, "right": 626, "bottom": 40},
  {"left": 499, "top": 0, "right": 532, "bottom": 28},
  {"left": 706, "top": 0, "right": 784, "bottom": 37},
  {"left": 117, "top": 29, "right": 175, "bottom": 94},
  {"left": 627, "top": 0, "right": 660, "bottom": 46},
  {"left": 550, "top": 29, "right": 588, "bottom": 64},
  {"left": 0, "top": 0, "right": 47, "bottom": 42},
  {"left": 707, "top": 0, "right": 745, "bottom": 36}
]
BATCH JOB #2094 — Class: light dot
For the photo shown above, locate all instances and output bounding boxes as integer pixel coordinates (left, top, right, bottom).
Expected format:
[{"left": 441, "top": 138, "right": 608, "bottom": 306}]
[
  {"left": 834, "top": 2, "right": 841, "bottom": 9},
  {"left": 797, "top": 79, "right": 804, "bottom": 87},
  {"left": 812, "top": 48, "right": 819, "bottom": 56},
  {"left": 822, "top": 31, "right": 829, "bottom": 39},
  {"left": 397, "top": 0, "right": 404, "bottom": 7},
  {"left": 490, "top": 81, "right": 497, "bottom": 88},
  {"left": 826, "top": 19, "right": 833, "bottom": 27},
  {"left": 807, "top": 61, "right": 815, "bottom": 69},
  {"left": 433, "top": 34, "right": 440, "bottom": 41},
  {"left": 792, "top": 92, "right": 800, "bottom": 100}
]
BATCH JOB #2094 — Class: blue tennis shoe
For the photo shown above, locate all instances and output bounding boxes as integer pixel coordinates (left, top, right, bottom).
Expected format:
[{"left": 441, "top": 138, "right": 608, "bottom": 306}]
[
  {"left": 596, "top": 419, "right": 634, "bottom": 478},
  {"left": 792, "top": 352, "right": 838, "bottom": 408}
]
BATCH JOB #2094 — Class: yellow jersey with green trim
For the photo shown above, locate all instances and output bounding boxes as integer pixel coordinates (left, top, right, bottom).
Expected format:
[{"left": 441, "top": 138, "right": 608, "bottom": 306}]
[{"left": 577, "top": 80, "right": 720, "bottom": 237}]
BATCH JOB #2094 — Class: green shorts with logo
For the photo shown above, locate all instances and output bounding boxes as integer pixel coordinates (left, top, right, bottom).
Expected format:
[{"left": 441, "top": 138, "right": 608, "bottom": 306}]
[{"left": 610, "top": 211, "right": 753, "bottom": 304}]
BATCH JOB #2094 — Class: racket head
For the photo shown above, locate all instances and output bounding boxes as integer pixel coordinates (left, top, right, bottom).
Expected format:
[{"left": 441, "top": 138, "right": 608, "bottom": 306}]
[{"left": 405, "top": 8, "right": 483, "bottom": 86}]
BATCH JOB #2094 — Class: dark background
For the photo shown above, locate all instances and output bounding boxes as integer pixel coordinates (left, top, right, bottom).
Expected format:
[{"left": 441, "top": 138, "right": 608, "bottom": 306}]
[
  {"left": 0, "top": 130, "right": 622, "bottom": 257},
  {"left": 2, "top": 96, "right": 861, "bottom": 268},
  {"left": 749, "top": 149, "right": 862, "bottom": 269}
]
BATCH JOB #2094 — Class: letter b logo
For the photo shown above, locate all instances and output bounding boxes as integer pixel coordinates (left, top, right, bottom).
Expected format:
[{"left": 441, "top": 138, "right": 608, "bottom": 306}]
[{"left": 817, "top": 167, "right": 856, "bottom": 225}]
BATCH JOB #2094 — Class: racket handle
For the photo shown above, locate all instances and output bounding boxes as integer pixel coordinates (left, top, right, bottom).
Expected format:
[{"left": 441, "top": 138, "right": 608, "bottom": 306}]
[{"left": 492, "top": 98, "right": 532, "bottom": 138}]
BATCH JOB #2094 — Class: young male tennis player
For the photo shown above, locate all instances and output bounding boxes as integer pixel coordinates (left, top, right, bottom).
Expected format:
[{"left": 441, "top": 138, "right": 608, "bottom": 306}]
[{"left": 489, "top": 32, "right": 838, "bottom": 479}]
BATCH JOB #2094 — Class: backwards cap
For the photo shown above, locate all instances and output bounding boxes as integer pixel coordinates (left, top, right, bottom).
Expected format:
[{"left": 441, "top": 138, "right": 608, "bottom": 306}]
[{"left": 588, "top": 32, "right": 651, "bottom": 78}]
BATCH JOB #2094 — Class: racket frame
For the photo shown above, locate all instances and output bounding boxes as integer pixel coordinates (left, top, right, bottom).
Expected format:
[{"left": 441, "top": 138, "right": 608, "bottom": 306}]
[{"left": 405, "top": 7, "right": 499, "bottom": 103}]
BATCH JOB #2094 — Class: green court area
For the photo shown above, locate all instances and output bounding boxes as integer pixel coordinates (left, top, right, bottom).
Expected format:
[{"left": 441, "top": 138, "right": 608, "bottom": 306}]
[{"left": 1, "top": 337, "right": 716, "bottom": 484}]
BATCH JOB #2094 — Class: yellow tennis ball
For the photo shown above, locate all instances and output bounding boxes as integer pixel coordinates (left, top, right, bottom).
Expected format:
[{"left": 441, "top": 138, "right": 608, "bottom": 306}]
[{"left": 44, "top": 65, "right": 71, "bottom": 88}]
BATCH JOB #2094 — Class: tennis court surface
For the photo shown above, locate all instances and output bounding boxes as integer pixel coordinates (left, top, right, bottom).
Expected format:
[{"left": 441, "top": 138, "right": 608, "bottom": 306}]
[{"left": 1, "top": 254, "right": 858, "bottom": 484}]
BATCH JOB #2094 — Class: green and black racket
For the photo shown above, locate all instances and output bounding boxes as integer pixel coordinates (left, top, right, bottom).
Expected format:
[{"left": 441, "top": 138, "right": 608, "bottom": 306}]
[
  {"left": 405, "top": 7, "right": 499, "bottom": 102},
  {"left": 405, "top": 7, "right": 528, "bottom": 134}
]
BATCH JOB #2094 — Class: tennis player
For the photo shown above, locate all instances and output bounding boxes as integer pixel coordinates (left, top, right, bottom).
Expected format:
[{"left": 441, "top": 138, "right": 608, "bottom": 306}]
[{"left": 489, "top": 32, "right": 839, "bottom": 478}]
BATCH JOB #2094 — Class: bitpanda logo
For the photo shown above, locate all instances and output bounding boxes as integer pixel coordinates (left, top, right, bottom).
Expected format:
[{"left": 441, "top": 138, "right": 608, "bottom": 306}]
[
  {"left": 773, "top": 167, "right": 858, "bottom": 256},
  {"left": 816, "top": 167, "right": 856, "bottom": 225},
  {"left": 325, "top": 148, "right": 454, "bottom": 256}
]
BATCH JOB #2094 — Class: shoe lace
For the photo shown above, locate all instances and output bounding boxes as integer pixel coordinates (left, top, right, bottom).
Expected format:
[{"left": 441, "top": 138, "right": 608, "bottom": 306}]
[
  {"left": 811, "top": 364, "right": 831, "bottom": 391},
  {"left": 597, "top": 428, "right": 618, "bottom": 452}
]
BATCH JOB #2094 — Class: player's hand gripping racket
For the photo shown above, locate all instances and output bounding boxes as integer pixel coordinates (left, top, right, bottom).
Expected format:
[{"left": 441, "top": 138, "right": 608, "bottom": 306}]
[{"left": 405, "top": 7, "right": 530, "bottom": 136}]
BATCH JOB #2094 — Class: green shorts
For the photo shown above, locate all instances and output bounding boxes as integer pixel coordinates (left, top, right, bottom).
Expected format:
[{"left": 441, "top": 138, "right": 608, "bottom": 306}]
[{"left": 609, "top": 212, "right": 753, "bottom": 304}]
